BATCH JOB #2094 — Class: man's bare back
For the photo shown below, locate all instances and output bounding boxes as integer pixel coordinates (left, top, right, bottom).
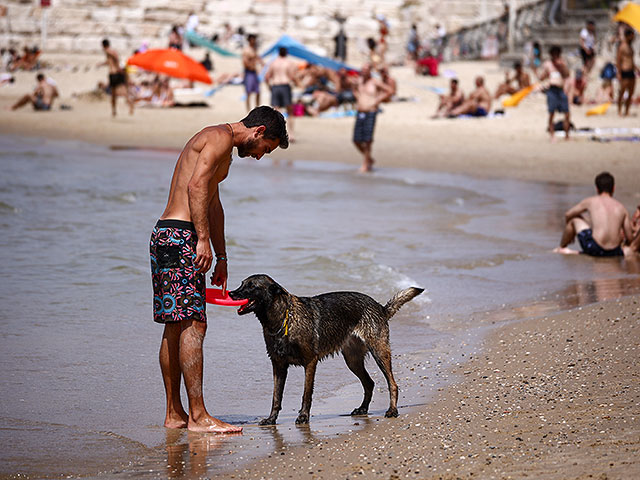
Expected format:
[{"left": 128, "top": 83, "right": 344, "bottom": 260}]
[
  {"left": 265, "top": 56, "right": 296, "bottom": 86},
  {"left": 104, "top": 47, "right": 121, "bottom": 74},
  {"left": 565, "top": 194, "right": 631, "bottom": 250}
]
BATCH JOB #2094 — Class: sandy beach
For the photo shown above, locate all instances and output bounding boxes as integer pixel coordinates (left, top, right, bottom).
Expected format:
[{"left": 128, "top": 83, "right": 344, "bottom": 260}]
[
  {"left": 1, "top": 51, "right": 639, "bottom": 480},
  {"left": 217, "top": 295, "right": 640, "bottom": 480}
]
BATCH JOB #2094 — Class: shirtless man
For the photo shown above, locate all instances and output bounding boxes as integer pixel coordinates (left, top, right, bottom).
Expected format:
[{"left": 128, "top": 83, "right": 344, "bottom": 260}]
[
  {"left": 100, "top": 39, "right": 134, "bottom": 117},
  {"left": 150, "top": 106, "right": 288, "bottom": 432},
  {"left": 11, "top": 73, "right": 58, "bottom": 111},
  {"left": 242, "top": 34, "right": 263, "bottom": 112},
  {"left": 553, "top": 172, "right": 639, "bottom": 257},
  {"left": 450, "top": 76, "right": 491, "bottom": 117},
  {"left": 494, "top": 61, "right": 531, "bottom": 98},
  {"left": 352, "top": 63, "right": 394, "bottom": 173},
  {"left": 265, "top": 47, "right": 298, "bottom": 141},
  {"left": 432, "top": 78, "right": 464, "bottom": 118},
  {"left": 537, "top": 45, "right": 570, "bottom": 140},
  {"left": 616, "top": 28, "right": 637, "bottom": 117}
]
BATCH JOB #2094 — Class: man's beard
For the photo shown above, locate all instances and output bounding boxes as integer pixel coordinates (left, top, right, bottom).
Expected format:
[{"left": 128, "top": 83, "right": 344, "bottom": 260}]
[{"left": 237, "top": 138, "right": 258, "bottom": 158}]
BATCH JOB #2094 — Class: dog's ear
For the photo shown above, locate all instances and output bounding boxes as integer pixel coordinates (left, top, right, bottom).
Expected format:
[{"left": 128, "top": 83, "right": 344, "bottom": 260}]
[{"left": 268, "top": 282, "right": 285, "bottom": 298}]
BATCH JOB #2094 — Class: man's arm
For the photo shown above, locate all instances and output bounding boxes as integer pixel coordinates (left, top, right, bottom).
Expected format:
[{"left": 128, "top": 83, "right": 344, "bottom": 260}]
[
  {"left": 622, "top": 211, "right": 634, "bottom": 245},
  {"left": 208, "top": 188, "right": 228, "bottom": 291},
  {"left": 187, "top": 142, "right": 225, "bottom": 273},
  {"left": 564, "top": 199, "right": 588, "bottom": 223}
]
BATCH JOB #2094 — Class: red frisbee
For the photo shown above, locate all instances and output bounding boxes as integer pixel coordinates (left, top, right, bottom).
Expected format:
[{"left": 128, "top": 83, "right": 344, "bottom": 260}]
[{"left": 205, "top": 288, "right": 248, "bottom": 306}]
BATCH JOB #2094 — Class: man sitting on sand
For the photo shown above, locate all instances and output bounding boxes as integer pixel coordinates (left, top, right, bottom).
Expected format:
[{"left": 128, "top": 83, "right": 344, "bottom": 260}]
[
  {"left": 494, "top": 61, "right": 530, "bottom": 99},
  {"left": 11, "top": 73, "right": 58, "bottom": 111},
  {"left": 450, "top": 76, "right": 491, "bottom": 117},
  {"left": 554, "top": 172, "right": 639, "bottom": 257},
  {"left": 432, "top": 78, "right": 464, "bottom": 118}
]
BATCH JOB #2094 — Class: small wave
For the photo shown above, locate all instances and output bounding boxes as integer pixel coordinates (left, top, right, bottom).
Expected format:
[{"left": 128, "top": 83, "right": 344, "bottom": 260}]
[
  {"left": 106, "top": 192, "right": 137, "bottom": 204},
  {"left": 237, "top": 195, "right": 259, "bottom": 204},
  {"left": 442, "top": 253, "right": 530, "bottom": 270},
  {"left": 0, "top": 201, "right": 20, "bottom": 214}
]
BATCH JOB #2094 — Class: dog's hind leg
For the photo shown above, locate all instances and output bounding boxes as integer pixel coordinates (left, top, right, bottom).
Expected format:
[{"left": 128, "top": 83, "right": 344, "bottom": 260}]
[
  {"left": 342, "top": 337, "right": 374, "bottom": 415},
  {"left": 296, "top": 358, "right": 318, "bottom": 424},
  {"left": 260, "top": 361, "right": 288, "bottom": 426},
  {"left": 370, "top": 342, "right": 399, "bottom": 418}
]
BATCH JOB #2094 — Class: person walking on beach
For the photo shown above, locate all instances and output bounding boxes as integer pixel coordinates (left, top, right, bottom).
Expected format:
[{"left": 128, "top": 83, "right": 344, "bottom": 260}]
[
  {"left": 150, "top": 106, "right": 288, "bottom": 432},
  {"left": 265, "top": 47, "right": 298, "bottom": 142},
  {"left": 11, "top": 73, "right": 57, "bottom": 111},
  {"left": 352, "top": 63, "right": 394, "bottom": 173},
  {"left": 242, "top": 34, "right": 263, "bottom": 112},
  {"left": 100, "top": 39, "right": 134, "bottom": 117},
  {"left": 553, "top": 172, "right": 639, "bottom": 257},
  {"left": 537, "top": 45, "right": 570, "bottom": 141},
  {"left": 616, "top": 28, "right": 637, "bottom": 117}
]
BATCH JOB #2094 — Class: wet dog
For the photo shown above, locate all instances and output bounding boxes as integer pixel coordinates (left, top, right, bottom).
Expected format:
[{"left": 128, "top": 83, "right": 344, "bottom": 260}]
[{"left": 228, "top": 274, "right": 424, "bottom": 424}]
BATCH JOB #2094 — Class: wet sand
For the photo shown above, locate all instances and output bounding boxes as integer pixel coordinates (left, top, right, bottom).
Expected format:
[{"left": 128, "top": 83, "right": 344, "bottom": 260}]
[{"left": 218, "top": 295, "right": 640, "bottom": 480}]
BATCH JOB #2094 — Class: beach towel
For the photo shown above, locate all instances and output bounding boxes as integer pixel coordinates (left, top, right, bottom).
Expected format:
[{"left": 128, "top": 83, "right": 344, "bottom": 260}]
[
  {"left": 502, "top": 85, "right": 535, "bottom": 107},
  {"left": 586, "top": 102, "right": 611, "bottom": 116}
]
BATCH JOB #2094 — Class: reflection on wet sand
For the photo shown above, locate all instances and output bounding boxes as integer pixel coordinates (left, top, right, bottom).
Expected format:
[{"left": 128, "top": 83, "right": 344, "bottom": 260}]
[
  {"left": 165, "top": 429, "right": 241, "bottom": 478},
  {"left": 490, "top": 255, "right": 640, "bottom": 323}
]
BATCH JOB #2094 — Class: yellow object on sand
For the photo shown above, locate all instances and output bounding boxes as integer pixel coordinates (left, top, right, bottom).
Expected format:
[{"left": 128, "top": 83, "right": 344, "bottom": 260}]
[
  {"left": 502, "top": 85, "right": 535, "bottom": 107},
  {"left": 586, "top": 102, "right": 612, "bottom": 116},
  {"left": 614, "top": 3, "right": 640, "bottom": 33}
]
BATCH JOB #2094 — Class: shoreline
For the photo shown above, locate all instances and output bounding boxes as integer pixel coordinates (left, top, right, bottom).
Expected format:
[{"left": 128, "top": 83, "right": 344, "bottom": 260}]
[
  {"left": 1, "top": 56, "right": 639, "bottom": 195},
  {"left": 215, "top": 294, "right": 640, "bottom": 480}
]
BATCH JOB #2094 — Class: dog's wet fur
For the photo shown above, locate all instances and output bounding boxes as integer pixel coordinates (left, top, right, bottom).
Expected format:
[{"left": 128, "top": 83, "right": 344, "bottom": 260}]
[{"left": 228, "top": 274, "right": 424, "bottom": 425}]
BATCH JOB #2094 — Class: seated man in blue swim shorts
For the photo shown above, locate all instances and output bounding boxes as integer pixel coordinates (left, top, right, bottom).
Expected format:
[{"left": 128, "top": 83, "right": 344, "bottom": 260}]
[
  {"left": 449, "top": 76, "right": 491, "bottom": 118},
  {"left": 553, "top": 172, "right": 639, "bottom": 257},
  {"left": 151, "top": 106, "right": 288, "bottom": 433}
]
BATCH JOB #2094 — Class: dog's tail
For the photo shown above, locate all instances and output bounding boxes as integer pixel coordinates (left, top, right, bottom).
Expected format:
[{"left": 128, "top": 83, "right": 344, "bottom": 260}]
[{"left": 384, "top": 287, "right": 424, "bottom": 319}]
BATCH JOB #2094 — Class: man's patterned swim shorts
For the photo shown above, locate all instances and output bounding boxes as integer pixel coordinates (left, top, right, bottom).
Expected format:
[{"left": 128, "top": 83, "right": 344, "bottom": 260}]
[{"left": 150, "top": 219, "right": 206, "bottom": 323}]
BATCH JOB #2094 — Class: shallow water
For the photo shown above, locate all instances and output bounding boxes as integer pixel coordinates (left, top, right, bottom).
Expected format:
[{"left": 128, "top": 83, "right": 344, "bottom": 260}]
[{"left": 0, "top": 135, "right": 638, "bottom": 479}]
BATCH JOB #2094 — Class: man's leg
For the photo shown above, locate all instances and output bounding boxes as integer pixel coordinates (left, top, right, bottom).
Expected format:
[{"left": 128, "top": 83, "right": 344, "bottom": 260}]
[
  {"left": 554, "top": 216, "right": 590, "bottom": 254},
  {"left": 160, "top": 322, "right": 188, "bottom": 428},
  {"left": 179, "top": 317, "right": 242, "bottom": 433},
  {"left": 358, "top": 141, "right": 373, "bottom": 172},
  {"left": 624, "top": 78, "right": 635, "bottom": 116},
  {"left": 111, "top": 89, "right": 117, "bottom": 117},
  {"left": 563, "top": 110, "right": 570, "bottom": 140},
  {"left": 617, "top": 79, "right": 629, "bottom": 116},
  {"left": 548, "top": 111, "right": 555, "bottom": 139},
  {"left": 11, "top": 93, "right": 34, "bottom": 110},
  {"left": 245, "top": 90, "right": 251, "bottom": 112}
]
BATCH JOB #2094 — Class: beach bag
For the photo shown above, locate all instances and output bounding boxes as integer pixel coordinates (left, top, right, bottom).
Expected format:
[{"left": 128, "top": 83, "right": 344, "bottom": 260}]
[{"left": 600, "top": 62, "right": 616, "bottom": 80}]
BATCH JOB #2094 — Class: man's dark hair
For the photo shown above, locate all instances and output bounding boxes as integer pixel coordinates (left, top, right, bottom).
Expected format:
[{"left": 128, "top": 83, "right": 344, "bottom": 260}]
[
  {"left": 241, "top": 106, "right": 289, "bottom": 149},
  {"left": 595, "top": 171, "right": 614, "bottom": 194},
  {"left": 514, "top": 61, "right": 522, "bottom": 69},
  {"left": 451, "top": 78, "right": 458, "bottom": 85},
  {"left": 625, "top": 27, "right": 634, "bottom": 38},
  {"left": 247, "top": 33, "right": 257, "bottom": 42},
  {"left": 549, "top": 45, "right": 561, "bottom": 57},
  {"left": 102, "top": 38, "right": 110, "bottom": 48},
  {"left": 36, "top": 73, "right": 45, "bottom": 81},
  {"left": 278, "top": 47, "right": 287, "bottom": 57},
  {"left": 587, "top": 19, "right": 595, "bottom": 26}
]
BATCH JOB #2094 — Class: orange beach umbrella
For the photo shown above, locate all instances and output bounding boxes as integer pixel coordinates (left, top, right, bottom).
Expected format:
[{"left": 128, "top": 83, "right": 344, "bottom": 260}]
[
  {"left": 127, "top": 48, "right": 212, "bottom": 84},
  {"left": 614, "top": 2, "right": 640, "bottom": 33}
]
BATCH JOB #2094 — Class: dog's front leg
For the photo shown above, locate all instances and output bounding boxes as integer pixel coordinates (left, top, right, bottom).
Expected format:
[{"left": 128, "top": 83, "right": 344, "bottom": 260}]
[
  {"left": 296, "top": 358, "right": 318, "bottom": 424},
  {"left": 260, "top": 361, "right": 288, "bottom": 425}
]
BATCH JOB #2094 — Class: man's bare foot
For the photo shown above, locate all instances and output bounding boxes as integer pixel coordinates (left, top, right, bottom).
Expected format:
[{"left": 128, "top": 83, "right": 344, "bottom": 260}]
[
  {"left": 164, "top": 412, "right": 189, "bottom": 429},
  {"left": 359, "top": 165, "right": 373, "bottom": 173},
  {"left": 188, "top": 415, "right": 242, "bottom": 433},
  {"left": 552, "top": 246, "right": 579, "bottom": 255}
]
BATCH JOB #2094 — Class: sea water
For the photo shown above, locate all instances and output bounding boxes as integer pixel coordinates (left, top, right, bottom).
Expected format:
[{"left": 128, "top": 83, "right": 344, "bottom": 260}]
[{"left": 0, "top": 135, "right": 638, "bottom": 478}]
